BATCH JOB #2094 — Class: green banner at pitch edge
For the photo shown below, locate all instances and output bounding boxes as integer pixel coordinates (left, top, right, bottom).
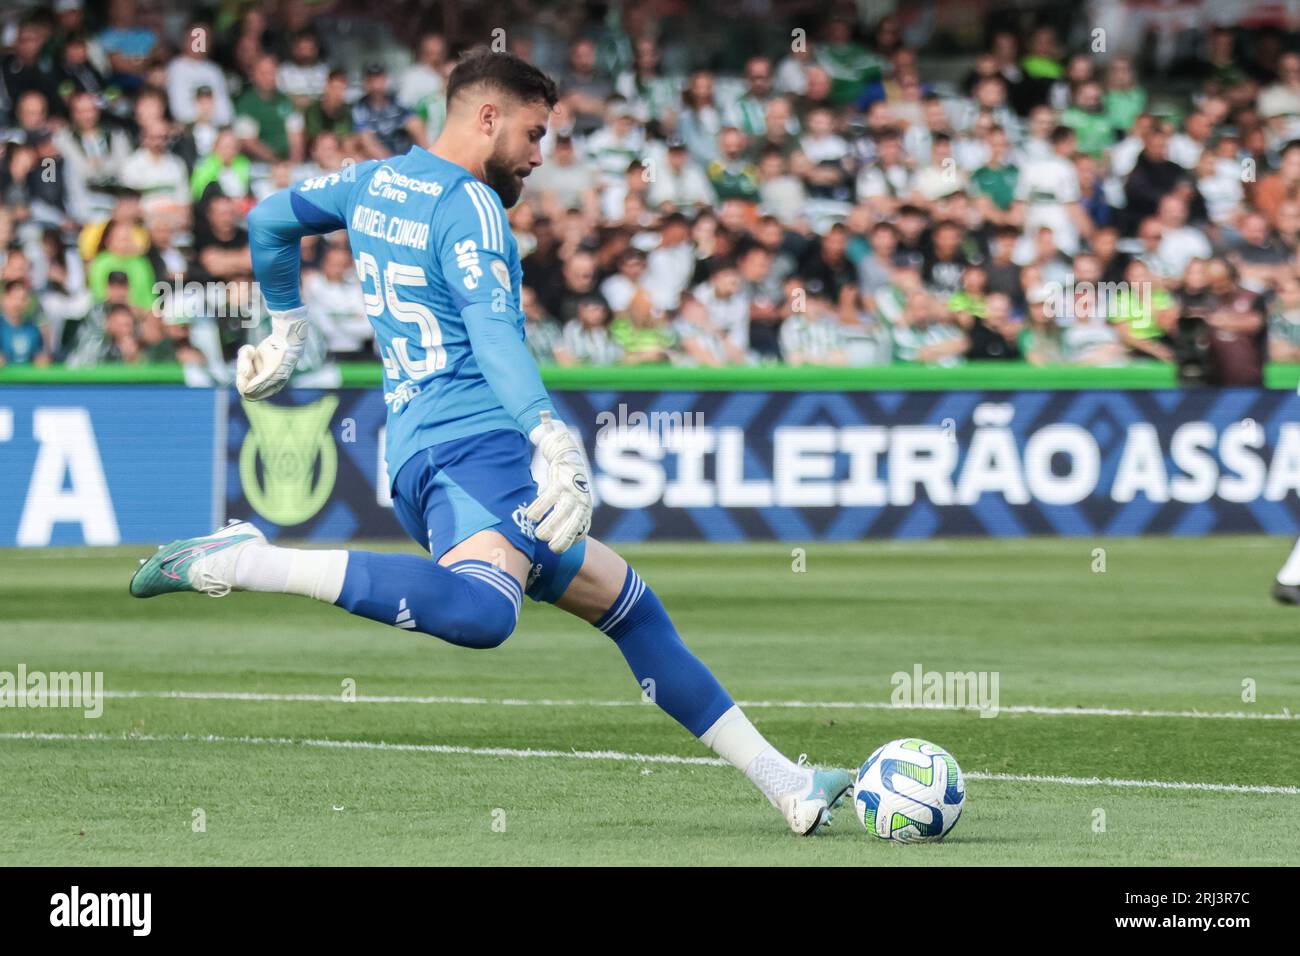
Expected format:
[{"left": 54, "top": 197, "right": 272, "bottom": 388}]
[{"left": 5, "top": 361, "right": 1299, "bottom": 391}]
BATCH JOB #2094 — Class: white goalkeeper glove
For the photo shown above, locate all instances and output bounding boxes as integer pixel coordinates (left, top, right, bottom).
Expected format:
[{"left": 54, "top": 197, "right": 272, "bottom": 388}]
[
  {"left": 525, "top": 413, "right": 593, "bottom": 554},
  {"left": 236, "top": 307, "right": 308, "bottom": 400}
]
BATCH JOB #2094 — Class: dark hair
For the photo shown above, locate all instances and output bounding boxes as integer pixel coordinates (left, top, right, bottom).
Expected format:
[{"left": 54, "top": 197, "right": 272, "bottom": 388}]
[
  {"left": 446, "top": 47, "right": 558, "bottom": 110},
  {"left": 1050, "top": 125, "right": 1076, "bottom": 145}
]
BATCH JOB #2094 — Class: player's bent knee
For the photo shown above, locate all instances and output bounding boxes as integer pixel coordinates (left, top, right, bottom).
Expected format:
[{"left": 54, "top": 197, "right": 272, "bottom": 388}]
[
  {"left": 423, "top": 560, "right": 524, "bottom": 649},
  {"left": 411, "top": 599, "right": 516, "bottom": 648},
  {"left": 427, "top": 608, "right": 516, "bottom": 648}
]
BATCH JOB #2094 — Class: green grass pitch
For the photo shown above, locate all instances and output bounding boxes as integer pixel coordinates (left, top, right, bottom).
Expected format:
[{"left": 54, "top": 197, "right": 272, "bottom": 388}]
[{"left": 1, "top": 536, "right": 1297, "bottom": 866}]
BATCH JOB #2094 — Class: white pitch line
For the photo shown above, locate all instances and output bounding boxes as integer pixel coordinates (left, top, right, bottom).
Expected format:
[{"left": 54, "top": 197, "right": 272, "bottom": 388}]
[
  {"left": 0, "top": 731, "right": 727, "bottom": 767},
  {"left": 91, "top": 689, "right": 1298, "bottom": 721},
  {"left": 963, "top": 771, "right": 1300, "bottom": 796},
  {"left": 1, "top": 731, "right": 1297, "bottom": 796}
]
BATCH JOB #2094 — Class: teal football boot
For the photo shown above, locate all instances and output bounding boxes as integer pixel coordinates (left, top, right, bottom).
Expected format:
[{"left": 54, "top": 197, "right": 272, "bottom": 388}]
[{"left": 130, "top": 520, "right": 265, "bottom": 598}]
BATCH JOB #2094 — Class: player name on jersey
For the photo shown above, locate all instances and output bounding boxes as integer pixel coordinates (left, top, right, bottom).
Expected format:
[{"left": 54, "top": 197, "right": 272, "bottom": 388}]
[{"left": 350, "top": 204, "right": 431, "bottom": 251}]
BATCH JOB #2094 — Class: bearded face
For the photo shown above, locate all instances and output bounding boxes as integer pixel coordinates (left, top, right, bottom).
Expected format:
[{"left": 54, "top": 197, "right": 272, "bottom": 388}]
[
  {"left": 480, "top": 98, "right": 551, "bottom": 207},
  {"left": 483, "top": 139, "right": 526, "bottom": 208}
]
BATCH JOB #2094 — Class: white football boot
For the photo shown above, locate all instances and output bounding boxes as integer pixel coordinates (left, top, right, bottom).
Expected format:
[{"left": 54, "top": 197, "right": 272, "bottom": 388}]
[{"left": 778, "top": 757, "right": 854, "bottom": 836}]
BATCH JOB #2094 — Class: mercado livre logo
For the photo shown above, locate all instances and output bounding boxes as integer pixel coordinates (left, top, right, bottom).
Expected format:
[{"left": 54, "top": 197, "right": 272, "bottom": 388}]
[{"left": 239, "top": 396, "right": 340, "bottom": 526}]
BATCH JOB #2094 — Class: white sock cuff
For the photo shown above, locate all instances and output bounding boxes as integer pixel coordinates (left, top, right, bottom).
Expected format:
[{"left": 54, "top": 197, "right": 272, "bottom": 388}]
[
  {"left": 699, "top": 704, "right": 769, "bottom": 771},
  {"left": 1279, "top": 536, "right": 1300, "bottom": 586},
  {"left": 284, "top": 549, "right": 349, "bottom": 603}
]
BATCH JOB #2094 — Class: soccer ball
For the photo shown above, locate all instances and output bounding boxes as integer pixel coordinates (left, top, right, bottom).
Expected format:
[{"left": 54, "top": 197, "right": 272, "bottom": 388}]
[{"left": 853, "top": 738, "right": 965, "bottom": 843}]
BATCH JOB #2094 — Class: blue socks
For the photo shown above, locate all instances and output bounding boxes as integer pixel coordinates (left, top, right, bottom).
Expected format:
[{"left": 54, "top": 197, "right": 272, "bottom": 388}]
[
  {"left": 336, "top": 553, "right": 520, "bottom": 649},
  {"left": 594, "top": 565, "right": 734, "bottom": 736},
  {"left": 335, "top": 553, "right": 734, "bottom": 740}
]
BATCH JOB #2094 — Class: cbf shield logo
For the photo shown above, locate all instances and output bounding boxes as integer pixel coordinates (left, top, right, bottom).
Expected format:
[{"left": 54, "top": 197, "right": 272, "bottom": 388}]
[{"left": 239, "top": 397, "right": 339, "bottom": 526}]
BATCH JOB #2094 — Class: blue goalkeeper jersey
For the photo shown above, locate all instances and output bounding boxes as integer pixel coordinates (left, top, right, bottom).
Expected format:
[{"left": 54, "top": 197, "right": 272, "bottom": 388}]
[{"left": 247, "top": 147, "right": 555, "bottom": 484}]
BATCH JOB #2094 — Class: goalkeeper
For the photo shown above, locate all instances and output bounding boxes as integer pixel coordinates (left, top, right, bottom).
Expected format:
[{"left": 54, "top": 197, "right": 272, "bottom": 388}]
[{"left": 130, "top": 49, "right": 849, "bottom": 835}]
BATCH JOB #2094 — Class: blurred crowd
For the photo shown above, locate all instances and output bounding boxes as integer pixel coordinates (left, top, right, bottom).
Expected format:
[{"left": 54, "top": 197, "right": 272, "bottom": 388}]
[{"left": 3, "top": 1, "right": 1300, "bottom": 385}]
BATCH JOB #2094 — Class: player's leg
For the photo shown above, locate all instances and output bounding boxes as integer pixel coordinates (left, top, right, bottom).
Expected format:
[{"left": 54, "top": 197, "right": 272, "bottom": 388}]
[
  {"left": 544, "top": 536, "right": 851, "bottom": 835},
  {"left": 1273, "top": 535, "right": 1300, "bottom": 604},
  {"left": 331, "top": 526, "right": 528, "bottom": 647},
  {"left": 130, "top": 519, "right": 526, "bottom": 649},
  {"left": 130, "top": 434, "right": 534, "bottom": 650}
]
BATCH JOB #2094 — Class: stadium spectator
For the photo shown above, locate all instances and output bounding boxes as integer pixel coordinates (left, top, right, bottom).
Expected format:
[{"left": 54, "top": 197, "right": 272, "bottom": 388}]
[
  {"left": 35, "top": 228, "right": 92, "bottom": 354},
  {"left": 54, "top": 91, "right": 132, "bottom": 223},
  {"left": 779, "top": 283, "right": 847, "bottom": 366},
  {"left": 2, "top": 22, "right": 63, "bottom": 118},
  {"left": 891, "top": 290, "right": 966, "bottom": 366},
  {"left": 527, "top": 134, "right": 595, "bottom": 216},
  {"left": 677, "top": 71, "right": 724, "bottom": 165},
  {"left": 2, "top": 3, "right": 1299, "bottom": 384},
  {"left": 303, "top": 243, "right": 369, "bottom": 360},
  {"left": 1123, "top": 125, "right": 1186, "bottom": 233},
  {"left": 98, "top": 0, "right": 157, "bottom": 93},
  {"left": 690, "top": 258, "right": 749, "bottom": 353},
  {"left": 555, "top": 294, "right": 619, "bottom": 367},
  {"left": 278, "top": 31, "right": 329, "bottom": 111},
  {"left": 399, "top": 33, "right": 450, "bottom": 110},
  {"left": 235, "top": 54, "right": 303, "bottom": 164},
  {"left": 53, "top": 27, "right": 109, "bottom": 102},
  {"left": 353, "top": 63, "right": 425, "bottom": 160},
  {"left": 167, "top": 22, "right": 234, "bottom": 126},
  {"left": 647, "top": 138, "right": 715, "bottom": 212},
  {"left": 1110, "top": 259, "right": 1177, "bottom": 362},
  {"left": 1267, "top": 274, "right": 1300, "bottom": 361},
  {"left": 303, "top": 70, "right": 356, "bottom": 149},
  {"left": 587, "top": 98, "right": 646, "bottom": 189},
  {"left": 0, "top": 279, "right": 48, "bottom": 366},
  {"left": 1020, "top": 290, "right": 1064, "bottom": 365},
  {"left": 675, "top": 294, "right": 745, "bottom": 367},
  {"left": 599, "top": 248, "right": 650, "bottom": 314},
  {"left": 615, "top": 36, "right": 678, "bottom": 132},
  {"left": 87, "top": 220, "right": 154, "bottom": 308},
  {"left": 1202, "top": 260, "right": 1266, "bottom": 386},
  {"left": 559, "top": 38, "right": 612, "bottom": 138},
  {"left": 725, "top": 57, "right": 775, "bottom": 138},
  {"left": 1253, "top": 139, "right": 1300, "bottom": 228},
  {"left": 121, "top": 121, "right": 190, "bottom": 228},
  {"left": 191, "top": 128, "right": 251, "bottom": 205},
  {"left": 521, "top": 285, "right": 562, "bottom": 366},
  {"left": 1104, "top": 57, "right": 1146, "bottom": 133},
  {"left": 611, "top": 289, "right": 675, "bottom": 364}
]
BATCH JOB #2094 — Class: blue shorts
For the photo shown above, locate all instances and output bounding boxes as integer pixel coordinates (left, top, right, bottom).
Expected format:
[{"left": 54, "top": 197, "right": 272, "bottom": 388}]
[{"left": 390, "top": 428, "right": 586, "bottom": 604}]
